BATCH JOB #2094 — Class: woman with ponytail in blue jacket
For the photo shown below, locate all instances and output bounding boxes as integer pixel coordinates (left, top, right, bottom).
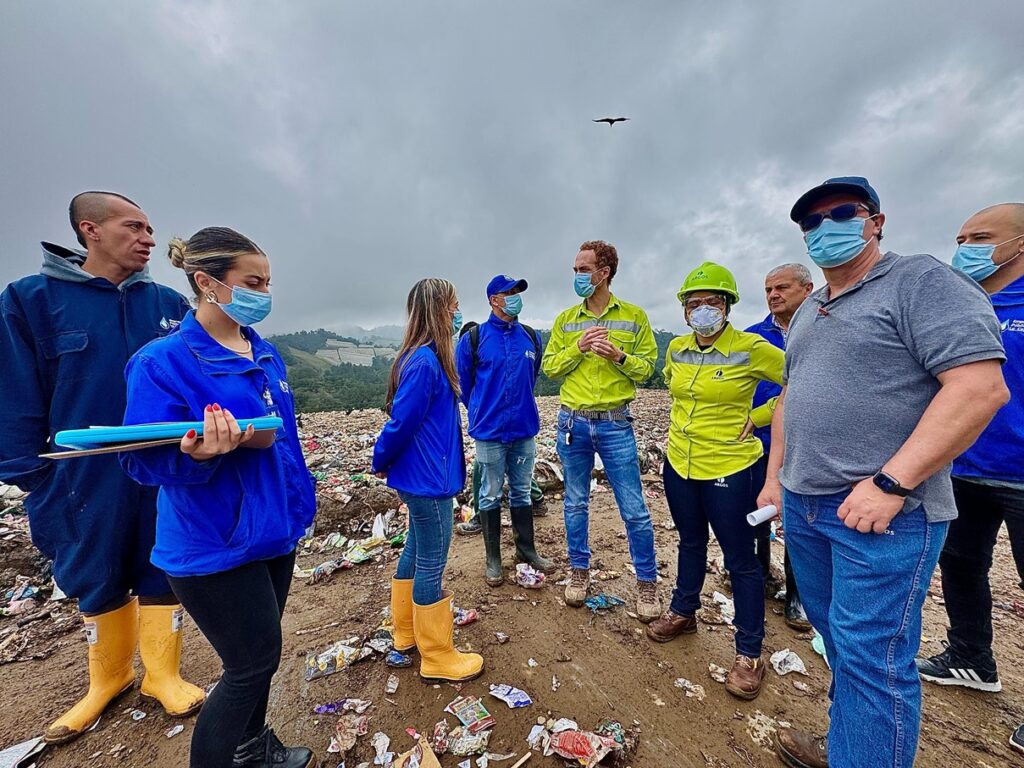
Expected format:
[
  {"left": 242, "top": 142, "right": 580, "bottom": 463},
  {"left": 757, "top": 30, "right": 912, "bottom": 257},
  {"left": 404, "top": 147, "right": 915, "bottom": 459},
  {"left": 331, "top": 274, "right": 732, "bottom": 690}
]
[
  {"left": 122, "top": 228, "right": 315, "bottom": 768},
  {"left": 372, "top": 278, "right": 483, "bottom": 684}
]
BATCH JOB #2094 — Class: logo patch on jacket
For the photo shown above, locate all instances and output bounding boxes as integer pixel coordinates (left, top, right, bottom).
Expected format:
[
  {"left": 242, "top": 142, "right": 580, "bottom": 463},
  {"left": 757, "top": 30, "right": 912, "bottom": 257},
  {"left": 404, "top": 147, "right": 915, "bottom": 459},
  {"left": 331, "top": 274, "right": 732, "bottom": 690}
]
[
  {"left": 158, "top": 317, "right": 181, "bottom": 330},
  {"left": 525, "top": 350, "right": 536, "bottom": 360},
  {"left": 280, "top": 381, "right": 291, "bottom": 393},
  {"left": 712, "top": 369, "right": 724, "bottom": 380}
]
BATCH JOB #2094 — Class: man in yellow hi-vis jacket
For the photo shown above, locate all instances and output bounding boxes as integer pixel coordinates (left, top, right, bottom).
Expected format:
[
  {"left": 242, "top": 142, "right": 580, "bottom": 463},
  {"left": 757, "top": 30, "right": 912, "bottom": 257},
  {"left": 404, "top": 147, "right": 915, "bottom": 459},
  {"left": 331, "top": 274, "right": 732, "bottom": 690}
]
[{"left": 542, "top": 240, "right": 660, "bottom": 622}]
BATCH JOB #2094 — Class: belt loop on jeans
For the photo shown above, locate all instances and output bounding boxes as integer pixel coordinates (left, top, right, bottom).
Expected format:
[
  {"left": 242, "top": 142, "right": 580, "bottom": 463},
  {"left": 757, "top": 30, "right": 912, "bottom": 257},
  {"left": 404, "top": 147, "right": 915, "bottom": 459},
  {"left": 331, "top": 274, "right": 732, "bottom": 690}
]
[{"left": 560, "top": 405, "right": 629, "bottom": 421}]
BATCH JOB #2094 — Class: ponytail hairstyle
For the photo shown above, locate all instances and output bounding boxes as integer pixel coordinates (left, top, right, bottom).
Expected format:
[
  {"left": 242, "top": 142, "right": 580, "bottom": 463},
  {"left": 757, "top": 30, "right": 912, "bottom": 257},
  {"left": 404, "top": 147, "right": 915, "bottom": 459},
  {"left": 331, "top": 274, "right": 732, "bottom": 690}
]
[
  {"left": 168, "top": 227, "right": 265, "bottom": 299},
  {"left": 385, "top": 278, "right": 459, "bottom": 412}
]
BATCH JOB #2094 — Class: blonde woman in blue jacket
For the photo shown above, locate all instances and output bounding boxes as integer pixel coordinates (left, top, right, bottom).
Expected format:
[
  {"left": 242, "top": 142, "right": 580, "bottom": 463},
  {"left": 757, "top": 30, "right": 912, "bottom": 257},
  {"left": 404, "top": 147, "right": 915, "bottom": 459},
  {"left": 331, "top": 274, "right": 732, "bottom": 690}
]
[{"left": 373, "top": 278, "right": 484, "bottom": 684}]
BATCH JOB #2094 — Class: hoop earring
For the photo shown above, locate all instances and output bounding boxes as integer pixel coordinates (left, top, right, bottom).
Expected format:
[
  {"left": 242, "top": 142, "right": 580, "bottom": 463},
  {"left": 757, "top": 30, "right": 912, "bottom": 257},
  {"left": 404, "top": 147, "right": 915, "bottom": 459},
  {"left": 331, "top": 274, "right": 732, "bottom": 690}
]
[{"left": 206, "top": 291, "right": 218, "bottom": 303}]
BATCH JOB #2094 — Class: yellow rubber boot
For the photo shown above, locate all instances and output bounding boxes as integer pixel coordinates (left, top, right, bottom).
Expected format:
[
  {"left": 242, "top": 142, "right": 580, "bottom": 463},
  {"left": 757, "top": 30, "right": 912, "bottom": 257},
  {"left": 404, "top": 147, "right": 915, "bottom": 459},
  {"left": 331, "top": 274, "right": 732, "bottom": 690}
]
[
  {"left": 139, "top": 604, "right": 205, "bottom": 716},
  {"left": 391, "top": 578, "right": 416, "bottom": 652},
  {"left": 413, "top": 590, "right": 483, "bottom": 682},
  {"left": 44, "top": 599, "right": 139, "bottom": 744}
]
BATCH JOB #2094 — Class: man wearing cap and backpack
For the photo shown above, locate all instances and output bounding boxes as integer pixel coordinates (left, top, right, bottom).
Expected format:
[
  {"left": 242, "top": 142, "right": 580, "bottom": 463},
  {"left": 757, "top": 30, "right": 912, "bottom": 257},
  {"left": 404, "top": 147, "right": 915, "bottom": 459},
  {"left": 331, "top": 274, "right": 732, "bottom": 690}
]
[
  {"left": 456, "top": 275, "right": 554, "bottom": 586},
  {"left": 759, "top": 177, "right": 1008, "bottom": 768}
]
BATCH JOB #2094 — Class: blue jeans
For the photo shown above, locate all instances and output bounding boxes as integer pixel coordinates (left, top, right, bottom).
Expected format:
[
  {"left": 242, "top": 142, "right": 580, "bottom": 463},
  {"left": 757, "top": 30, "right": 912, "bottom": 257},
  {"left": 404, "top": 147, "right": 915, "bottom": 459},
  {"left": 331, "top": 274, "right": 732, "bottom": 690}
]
[
  {"left": 395, "top": 491, "right": 454, "bottom": 605},
  {"left": 663, "top": 460, "right": 765, "bottom": 657},
  {"left": 476, "top": 437, "right": 536, "bottom": 511},
  {"left": 555, "top": 409, "right": 657, "bottom": 581},
  {"left": 783, "top": 489, "right": 948, "bottom": 768}
]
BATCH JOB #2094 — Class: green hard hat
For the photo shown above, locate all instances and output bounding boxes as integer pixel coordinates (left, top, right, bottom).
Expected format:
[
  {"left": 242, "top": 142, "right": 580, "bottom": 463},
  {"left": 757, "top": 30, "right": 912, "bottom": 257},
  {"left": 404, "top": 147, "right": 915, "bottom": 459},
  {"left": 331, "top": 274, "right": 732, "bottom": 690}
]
[{"left": 677, "top": 261, "right": 740, "bottom": 304}]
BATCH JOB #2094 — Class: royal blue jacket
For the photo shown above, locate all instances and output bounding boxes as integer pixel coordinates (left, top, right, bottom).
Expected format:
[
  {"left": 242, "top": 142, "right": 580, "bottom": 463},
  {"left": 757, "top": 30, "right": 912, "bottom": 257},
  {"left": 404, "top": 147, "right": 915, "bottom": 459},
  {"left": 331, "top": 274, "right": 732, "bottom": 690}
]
[
  {"left": 0, "top": 243, "right": 188, "bottom": 562},
  {"left": 744, "top": 313, "right": 786, "bottom": 456},
  {"left": 457, "top": 314, "right": 542, "bottom": 443},
  {"left": 953, "top": 274, "right": 1024, "bottom": 485},
  {"left": 372, "top": 344, "right": 465, "bottom": 498},
  {"left": 121, "top": 311, "right": 316, "bottom": 578}
]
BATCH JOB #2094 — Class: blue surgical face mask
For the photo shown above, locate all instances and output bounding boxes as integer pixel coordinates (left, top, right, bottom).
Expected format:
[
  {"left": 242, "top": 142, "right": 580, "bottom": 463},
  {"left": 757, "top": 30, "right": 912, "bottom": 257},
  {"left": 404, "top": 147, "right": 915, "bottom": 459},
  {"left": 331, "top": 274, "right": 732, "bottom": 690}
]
[
  {"left": 501, "top": 294, "right": 523, "bottom": 317},
  {"left": 687, "top": 304, "right": 726, "bottom": 337},
  {"left": 452, "top": 309, "right": 463, "bottom": 335},
  {"left": 953, "top": 234, "right": 1024, "bottom": 282},
  {"left": 210, "top": 276, "right": 272, "bottom": 325},
  {"left": 574, "top": 271, "right": 605, "bottom": 298},
  {"left": 804, "top": 215, "right": 876, "bottom": 269}
]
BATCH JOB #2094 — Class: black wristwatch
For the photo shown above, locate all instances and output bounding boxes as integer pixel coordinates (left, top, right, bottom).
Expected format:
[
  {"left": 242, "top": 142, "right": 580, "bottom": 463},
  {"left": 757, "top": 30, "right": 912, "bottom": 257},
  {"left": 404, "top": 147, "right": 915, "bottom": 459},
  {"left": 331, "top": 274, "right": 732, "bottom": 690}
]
[{"left": 872, "top": 471, "right": 912, "bottom": 497}]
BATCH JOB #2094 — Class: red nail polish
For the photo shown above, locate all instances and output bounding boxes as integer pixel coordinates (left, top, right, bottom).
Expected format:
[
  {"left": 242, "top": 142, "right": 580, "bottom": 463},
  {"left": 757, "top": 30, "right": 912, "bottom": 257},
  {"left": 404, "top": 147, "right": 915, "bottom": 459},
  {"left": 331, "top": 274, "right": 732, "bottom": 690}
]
[
  {"left": 213, "top": 403, "right": 221, "bottom": 411},
  {"left": 185, "top": 429, "right": 197, "bottom": 439},
  {"left": 205, "top": 405, "right": 213, "bottom": 412}
]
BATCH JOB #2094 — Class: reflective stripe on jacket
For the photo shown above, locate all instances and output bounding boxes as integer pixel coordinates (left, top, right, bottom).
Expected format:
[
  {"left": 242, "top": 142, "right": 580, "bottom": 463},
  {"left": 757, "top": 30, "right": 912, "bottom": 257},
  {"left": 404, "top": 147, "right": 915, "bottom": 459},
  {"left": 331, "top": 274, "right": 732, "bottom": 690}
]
[{"left": 664, "top": 323, "right": 784, "bottom": 480}]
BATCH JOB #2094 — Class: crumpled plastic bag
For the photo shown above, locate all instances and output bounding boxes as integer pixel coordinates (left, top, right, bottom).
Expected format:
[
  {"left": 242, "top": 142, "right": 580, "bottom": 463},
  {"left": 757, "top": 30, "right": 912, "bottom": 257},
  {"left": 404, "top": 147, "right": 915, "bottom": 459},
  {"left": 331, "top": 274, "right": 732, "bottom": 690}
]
[{"left": 770, "top": 648, "right": 809, "bottom": 676}]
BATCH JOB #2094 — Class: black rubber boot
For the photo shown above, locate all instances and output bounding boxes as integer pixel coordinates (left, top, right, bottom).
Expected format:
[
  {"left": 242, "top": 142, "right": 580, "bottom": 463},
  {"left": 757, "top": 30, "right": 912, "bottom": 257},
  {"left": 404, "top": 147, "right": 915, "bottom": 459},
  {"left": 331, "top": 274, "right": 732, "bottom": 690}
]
[
  {"left": 233, "top": 726, "right": 313, "bottom": 768},
  {"left": 480, "top": 506, "right": 504, "bottom": 587},
  {"left": 510, "top": 506, "right": 555, "bottom": 573}
]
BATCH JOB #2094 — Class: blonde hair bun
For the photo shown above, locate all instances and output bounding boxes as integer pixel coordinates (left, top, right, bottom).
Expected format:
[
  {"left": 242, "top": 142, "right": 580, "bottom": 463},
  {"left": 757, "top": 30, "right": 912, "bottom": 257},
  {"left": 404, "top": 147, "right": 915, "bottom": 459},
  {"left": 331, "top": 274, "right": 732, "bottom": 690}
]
[{"left": 167, "top": 237, "right": 188, "bottom": 269}]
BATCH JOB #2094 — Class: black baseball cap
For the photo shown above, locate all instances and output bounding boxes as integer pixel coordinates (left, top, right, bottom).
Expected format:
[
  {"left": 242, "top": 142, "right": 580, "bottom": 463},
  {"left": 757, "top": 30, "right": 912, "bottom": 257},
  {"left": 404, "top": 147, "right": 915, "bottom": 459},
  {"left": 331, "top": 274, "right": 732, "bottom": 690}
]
[{"left": 790, "top": 176, "right": 881, "bottom": 223}]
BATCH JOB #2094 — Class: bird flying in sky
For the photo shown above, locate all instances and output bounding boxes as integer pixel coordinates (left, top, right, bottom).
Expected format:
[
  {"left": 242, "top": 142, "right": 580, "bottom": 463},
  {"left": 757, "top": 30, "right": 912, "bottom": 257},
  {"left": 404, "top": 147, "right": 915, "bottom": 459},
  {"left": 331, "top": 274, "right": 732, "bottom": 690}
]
[{"left": 593, "top": 117, "right": 630, "bottom": 126}]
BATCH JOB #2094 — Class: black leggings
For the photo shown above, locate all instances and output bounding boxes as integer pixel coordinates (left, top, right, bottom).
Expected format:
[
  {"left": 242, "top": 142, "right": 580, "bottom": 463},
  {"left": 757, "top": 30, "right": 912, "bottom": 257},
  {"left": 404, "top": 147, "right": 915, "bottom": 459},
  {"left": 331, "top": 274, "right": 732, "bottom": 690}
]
[{"left": 168, "top": 550, "right": 296, "bottom": 768}]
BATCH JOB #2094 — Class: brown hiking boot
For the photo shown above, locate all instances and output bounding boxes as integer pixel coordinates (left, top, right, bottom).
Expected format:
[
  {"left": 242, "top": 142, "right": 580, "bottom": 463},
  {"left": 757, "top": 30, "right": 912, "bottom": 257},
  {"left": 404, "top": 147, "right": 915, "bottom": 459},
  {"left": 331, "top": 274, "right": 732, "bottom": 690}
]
[
  {"left": 636, "top": 580, "right": 660, "bottom": 623},
  {"left": 645, "top": 611, "right": 697, "bottom": 643},
  {"left": 776, "top": 728, "right": 828, "bottom": 767},
  {"left": 564, "top": 568, "right": 591, "bottom": 607},
  {"left": 725, "top": 654, "right": 765, "bottom": 700}
]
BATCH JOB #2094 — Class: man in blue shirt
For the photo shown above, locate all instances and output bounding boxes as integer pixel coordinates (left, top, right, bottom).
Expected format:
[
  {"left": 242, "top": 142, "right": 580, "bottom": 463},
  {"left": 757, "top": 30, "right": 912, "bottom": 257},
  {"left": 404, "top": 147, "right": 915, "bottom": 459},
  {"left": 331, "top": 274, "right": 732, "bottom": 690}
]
[
  {"left": 0, "top": 192, "right": 203, "bottom": 743},
  {"left": 745, "top": 263, "right": 813, "bottom": 631},
  {"left": 457, "top": 275, "right": 554, "bottom": 585},
  {"left": 915, "top": 203, "right": 1024, "bottom": 755}
]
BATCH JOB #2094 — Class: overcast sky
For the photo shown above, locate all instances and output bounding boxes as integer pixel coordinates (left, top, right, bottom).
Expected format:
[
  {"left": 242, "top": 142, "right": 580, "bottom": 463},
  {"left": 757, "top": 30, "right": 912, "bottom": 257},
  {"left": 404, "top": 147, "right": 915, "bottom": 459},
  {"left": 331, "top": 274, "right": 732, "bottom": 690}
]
[{"left": 2, "top": 2, "right": 1022, "bottom": 335}]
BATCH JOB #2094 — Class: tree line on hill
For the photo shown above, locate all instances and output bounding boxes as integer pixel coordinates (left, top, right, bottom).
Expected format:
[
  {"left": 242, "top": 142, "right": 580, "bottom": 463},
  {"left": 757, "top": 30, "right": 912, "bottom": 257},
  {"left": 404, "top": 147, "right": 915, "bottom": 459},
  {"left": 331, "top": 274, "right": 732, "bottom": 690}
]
[{"left": 269, "top": 328, "right": 676, "bottom": 413}]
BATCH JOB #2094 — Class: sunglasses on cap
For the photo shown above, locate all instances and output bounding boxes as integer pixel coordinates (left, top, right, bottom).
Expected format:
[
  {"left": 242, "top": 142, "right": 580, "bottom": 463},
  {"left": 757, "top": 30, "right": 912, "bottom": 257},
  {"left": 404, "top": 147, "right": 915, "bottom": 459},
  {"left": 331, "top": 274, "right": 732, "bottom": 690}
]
[{"left": 798, "top": 203, "right": 872, "bottom": 233}]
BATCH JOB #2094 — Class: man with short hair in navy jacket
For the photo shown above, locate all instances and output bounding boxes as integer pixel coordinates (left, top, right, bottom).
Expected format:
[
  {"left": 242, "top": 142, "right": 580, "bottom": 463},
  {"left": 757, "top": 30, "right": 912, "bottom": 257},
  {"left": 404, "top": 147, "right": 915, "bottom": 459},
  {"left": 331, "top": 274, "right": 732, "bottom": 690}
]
[
  {"left": 917, "top": 203, "right": 1024, "bottom": 754},
  {"left": 0, "top": 192, "right": 203, "bottom": 743},
  {"left": 457, "top": 275, "right": 554, "bottom": 585}
]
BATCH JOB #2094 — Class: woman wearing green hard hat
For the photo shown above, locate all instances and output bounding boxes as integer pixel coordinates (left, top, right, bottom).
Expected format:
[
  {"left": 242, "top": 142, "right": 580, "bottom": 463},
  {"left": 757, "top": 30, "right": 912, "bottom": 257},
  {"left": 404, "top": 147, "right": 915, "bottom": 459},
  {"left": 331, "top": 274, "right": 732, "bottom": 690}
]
[{"left": 649, "top": 261, "right": 785, "bottom": 700}]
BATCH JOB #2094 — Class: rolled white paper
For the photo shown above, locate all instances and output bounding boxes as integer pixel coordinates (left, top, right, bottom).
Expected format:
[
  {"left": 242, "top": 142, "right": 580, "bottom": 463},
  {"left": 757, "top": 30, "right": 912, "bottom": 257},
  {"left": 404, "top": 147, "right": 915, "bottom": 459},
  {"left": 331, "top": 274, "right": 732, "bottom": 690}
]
[{"left": 747, "top": 504, "right": 778, "bottom": 526}]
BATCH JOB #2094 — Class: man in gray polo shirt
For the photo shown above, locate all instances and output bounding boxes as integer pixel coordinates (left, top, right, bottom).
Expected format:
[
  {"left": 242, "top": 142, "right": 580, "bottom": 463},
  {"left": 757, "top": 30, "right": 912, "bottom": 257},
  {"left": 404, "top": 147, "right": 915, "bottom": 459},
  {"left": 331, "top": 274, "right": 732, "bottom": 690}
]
[{"left": 759, "top": 177, "right": 1008, "bottom": 768}]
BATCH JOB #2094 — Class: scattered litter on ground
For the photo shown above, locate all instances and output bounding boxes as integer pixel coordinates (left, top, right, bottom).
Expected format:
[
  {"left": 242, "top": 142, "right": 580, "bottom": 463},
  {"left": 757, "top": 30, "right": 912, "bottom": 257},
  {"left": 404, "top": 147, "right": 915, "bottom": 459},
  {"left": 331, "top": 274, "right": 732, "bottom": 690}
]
[
  {"left": 314, "top": 698, "right": 372, "bottom": 715},
  {"left": 165, "top": 725, "right": 185, "bottom": 738},
  {"left": 446, "top": 695, "right": 497, "bottom": 733},
  {"left": 455, "top": 607, "right": 478, "bottom": 626},
  {"left": 515, "top": 564, "right": 545, "bottom": 589},
  {"left": 708, "top": 663, "right": 728, "bottom": 684},
  {"left": 130, "top": 709, "right": 146, "bottom": 721},
  {"left": 583, "top": 594, "right": 625, "bottom": 613},
  {"left": 494, "top": 632, "right": 510, "bottom": 644},
  {"left": 711, "top": 592, "right": 735, "bottom": 624},
  {"left": 328, "top": 714, "right": 370, "bottom": 754},
  {"left": 386, "top": 674, "right": 400, "bottom": 694},
  {"left": 674, "top": 678, "right": 706, "bottom": 701},
  {"left": 0, "top": 736, "right": 44, "bottom": 768},
  {"left": 488, "top": 684, "right": 532, "bottom": 708},
  {"left": 770, "top": 648, "right": 809, "bottom": 677},
  {"left": 551, "top": 675, "right": 560, "bottom": 692},
  {"left": 527, "top": 658, "right": 538, "bottom": 668},
  {"left": 371, "top": 731, "right": 393, "bottom": 766},
  {"left": 386, "top": 650, "right": 413, "bottom": 668},
  {"left": 305, "top": 637, "right": 374, "bottom": 680},
  {"left": 394, "top": 735, "right": 442, "bottom": 768}
]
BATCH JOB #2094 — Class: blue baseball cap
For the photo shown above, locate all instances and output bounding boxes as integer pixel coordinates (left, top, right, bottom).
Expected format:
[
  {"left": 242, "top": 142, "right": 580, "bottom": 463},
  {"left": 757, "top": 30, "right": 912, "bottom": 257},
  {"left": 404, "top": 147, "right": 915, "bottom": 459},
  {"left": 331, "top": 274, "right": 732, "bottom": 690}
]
[
  {"left": 486, "top": 274, "right": 528, "bottom": 298},
  {"left": 790, "top": 176, "right": 881, "bottom": 223}
]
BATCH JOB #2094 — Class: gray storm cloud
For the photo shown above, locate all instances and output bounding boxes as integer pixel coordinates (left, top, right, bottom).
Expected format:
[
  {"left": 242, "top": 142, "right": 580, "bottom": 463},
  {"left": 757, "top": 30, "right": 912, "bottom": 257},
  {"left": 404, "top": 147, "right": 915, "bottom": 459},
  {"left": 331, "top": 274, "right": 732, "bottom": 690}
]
[{"left": 2, "top": 1, "right": 1021, "bottom": 334}]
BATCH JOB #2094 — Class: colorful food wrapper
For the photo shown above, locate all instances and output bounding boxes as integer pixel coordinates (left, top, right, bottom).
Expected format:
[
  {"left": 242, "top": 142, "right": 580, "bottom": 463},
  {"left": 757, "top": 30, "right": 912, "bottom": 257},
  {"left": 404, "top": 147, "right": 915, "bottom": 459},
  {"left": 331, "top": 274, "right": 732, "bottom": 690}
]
[{"left": 445, "top": 696, "right": 496, "bottom": 734}]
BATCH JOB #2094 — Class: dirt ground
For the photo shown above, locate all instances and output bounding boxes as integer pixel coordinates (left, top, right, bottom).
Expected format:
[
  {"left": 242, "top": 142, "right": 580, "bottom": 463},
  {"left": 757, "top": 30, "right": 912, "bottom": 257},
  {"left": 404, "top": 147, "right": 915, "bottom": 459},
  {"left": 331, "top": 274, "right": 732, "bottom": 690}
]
[{"left": 2, "top": 392, "right": 1023, "bottom": 767}]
